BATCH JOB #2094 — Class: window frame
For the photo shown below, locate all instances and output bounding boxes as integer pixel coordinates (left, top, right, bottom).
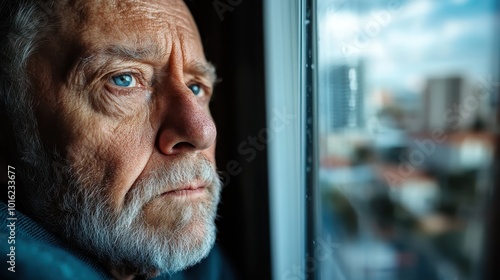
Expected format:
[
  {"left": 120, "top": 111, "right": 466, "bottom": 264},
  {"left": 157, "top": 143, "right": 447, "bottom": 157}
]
[{"left": 264, "top": 0, "right": 321, "bottom": 278}]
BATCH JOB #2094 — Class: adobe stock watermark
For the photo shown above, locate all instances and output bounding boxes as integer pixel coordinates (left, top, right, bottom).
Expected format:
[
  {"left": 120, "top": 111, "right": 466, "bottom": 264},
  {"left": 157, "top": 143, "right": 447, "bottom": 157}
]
[
  {"left": 218, "top": 106, "right": 295, "bottom": 186},
  {"left": 340, "top": 0, "right": 404, "bottom": 59},
  {"left": 443, "top": 76, "right": 500, "bottom": 130},
  {"left": 6, "top": 165, "right": 17, "bottom": 273},
  {"left": 212, "top": 0, "right": 244, "bottom": 21},
  {"left": 383, "top": 75, "right": 498, "bottom": 186},
  {"left": 283, "top": 235, "right": 341, "bottom": 280}
]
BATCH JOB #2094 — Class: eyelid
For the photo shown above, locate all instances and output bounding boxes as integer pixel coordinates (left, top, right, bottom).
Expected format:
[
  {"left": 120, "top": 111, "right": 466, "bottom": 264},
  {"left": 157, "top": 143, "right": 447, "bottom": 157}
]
[
  {"left": 107, "top": 69, "right": 151, "bottom": 88},
  {"left": 187, "top": 78, "right": 213, "bottom": 95},
  {"left": 190, "top": 82, "right": 212, "bottom": 101}
]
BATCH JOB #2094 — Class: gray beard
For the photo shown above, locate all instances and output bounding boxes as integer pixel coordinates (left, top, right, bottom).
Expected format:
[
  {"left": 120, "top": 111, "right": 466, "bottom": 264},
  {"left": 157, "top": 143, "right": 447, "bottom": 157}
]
[{"left": 28, "top": 150, "right": 221, "bottom": 277}]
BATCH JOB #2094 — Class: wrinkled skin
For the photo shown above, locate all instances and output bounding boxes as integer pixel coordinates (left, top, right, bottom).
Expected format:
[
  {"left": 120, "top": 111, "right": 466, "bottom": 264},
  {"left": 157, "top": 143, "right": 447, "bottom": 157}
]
[{"left": 27, "top": 0, "right": 218, "bottom": 278}]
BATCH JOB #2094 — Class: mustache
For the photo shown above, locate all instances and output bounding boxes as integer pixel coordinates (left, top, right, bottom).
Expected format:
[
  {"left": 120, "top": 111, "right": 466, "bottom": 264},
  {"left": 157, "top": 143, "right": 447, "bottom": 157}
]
[{"left": 124, "top": 156, "right": 221, "bottom": 207}]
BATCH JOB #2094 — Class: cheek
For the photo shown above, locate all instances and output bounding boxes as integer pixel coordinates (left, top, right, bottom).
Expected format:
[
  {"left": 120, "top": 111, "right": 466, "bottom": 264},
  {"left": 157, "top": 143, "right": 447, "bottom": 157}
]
[
  {"left": 105, "top": 130, "right": 155, "bottom": 207},
  {"left": 109, "top": 118, "right": 161, "bottom": 207},
  {"left": 65, "top": 108, "right": 156, "bottom": 209}
]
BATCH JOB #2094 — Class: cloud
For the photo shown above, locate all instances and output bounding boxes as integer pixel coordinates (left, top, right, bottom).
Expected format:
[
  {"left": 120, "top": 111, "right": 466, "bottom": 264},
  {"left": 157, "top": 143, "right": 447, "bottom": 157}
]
[{"left": 318, "top": 0, "right": 496, "bottom": 90}]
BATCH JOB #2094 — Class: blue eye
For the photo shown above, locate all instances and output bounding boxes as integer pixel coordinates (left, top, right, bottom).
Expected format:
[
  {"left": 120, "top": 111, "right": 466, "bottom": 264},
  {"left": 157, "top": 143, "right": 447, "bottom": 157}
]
[
  {"left": 111, "top": 74, "right": 137, "bottom": 87},
  {"left": 188, "top": 84, "right": 203, "bottom": 96}
]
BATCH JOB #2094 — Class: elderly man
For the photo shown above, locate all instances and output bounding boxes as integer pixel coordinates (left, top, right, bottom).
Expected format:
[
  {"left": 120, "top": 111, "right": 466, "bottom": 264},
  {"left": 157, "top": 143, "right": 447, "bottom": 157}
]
[{"left": 0, "top": 0, "right": 228, "bottom": 279}]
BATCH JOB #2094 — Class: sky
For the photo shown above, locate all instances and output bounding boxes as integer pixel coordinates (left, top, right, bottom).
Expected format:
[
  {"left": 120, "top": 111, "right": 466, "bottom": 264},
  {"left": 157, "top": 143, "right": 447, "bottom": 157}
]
[{"left": 318, "top": 0, "right": 498, "bottom": 94}]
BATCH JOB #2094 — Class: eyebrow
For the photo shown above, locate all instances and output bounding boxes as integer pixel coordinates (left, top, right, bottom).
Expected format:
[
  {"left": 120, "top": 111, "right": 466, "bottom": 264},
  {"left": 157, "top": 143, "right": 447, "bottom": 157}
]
[
  {"left": 102, "top": 44, "right": 166, "bottom": 62},
  {"left": 80, "top": 44, "right": 218, "bottom": 85},
  {"left": 187, "top": 61, "right": 218, "bottom": 85}
]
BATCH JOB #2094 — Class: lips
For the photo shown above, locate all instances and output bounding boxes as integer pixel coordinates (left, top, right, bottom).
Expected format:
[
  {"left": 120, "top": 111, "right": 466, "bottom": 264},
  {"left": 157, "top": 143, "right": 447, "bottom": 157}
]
[{"left": 162, "top": 184, "right": 206, "bottom": 197}]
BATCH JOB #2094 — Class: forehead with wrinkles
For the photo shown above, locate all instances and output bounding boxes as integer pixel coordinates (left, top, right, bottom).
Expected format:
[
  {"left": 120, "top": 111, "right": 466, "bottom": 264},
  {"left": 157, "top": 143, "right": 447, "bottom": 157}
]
[{"left": 53, "top": 0, "right": 202, "bottom": 59}]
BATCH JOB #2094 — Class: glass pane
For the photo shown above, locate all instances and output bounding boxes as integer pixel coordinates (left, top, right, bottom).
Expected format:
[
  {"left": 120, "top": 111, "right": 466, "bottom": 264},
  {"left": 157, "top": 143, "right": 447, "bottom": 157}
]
[{"left": 316, "top": 1, "right": 498, "bottom": 279}]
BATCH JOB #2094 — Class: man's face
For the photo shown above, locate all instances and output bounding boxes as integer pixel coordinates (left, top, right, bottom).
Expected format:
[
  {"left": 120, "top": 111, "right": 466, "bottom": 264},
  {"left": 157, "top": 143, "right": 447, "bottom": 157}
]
[{"left": 26, "top": 0, "right": 220, "bottom": 276}]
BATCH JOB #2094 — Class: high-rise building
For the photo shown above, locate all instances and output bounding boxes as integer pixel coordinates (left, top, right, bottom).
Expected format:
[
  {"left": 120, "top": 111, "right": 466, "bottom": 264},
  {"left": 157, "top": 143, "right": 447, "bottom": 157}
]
[
  {"left": 320, "top": 63, "right": 365, "bottom": 132},
  {"left": 422, "top": 77, "right": 462, "bottom": 131}
]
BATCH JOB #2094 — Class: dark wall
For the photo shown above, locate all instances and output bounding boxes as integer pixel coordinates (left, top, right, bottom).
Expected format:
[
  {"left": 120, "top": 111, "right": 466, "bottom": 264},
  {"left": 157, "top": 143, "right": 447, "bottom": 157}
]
[{"left": 186, "top": 1, "right": 271, "bottom": 280}]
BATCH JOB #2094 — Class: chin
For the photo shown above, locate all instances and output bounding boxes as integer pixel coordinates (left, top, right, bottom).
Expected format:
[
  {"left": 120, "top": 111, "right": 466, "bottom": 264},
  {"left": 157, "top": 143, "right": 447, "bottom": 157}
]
[{"left": 38, "top": 153, "right": 222, "bottom": 277}]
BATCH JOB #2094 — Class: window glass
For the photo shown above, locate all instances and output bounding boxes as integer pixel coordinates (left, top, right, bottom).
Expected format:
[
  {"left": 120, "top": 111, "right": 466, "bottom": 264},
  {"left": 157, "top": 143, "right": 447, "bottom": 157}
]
[{"left": 316, "top": 0, "right": 498, "bottom": 279}]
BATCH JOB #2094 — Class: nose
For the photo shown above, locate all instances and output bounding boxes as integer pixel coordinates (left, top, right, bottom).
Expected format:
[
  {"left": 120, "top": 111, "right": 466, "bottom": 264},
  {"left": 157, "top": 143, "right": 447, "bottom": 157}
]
[{"left": 157, "top": 82, "right": 217, "bottom": 156}]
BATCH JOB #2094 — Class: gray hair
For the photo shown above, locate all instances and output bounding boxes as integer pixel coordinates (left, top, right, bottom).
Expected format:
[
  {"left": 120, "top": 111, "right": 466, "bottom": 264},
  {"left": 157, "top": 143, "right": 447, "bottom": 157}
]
[{"left": 0, "top": 0, "right": 56, "bottom": 212}]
